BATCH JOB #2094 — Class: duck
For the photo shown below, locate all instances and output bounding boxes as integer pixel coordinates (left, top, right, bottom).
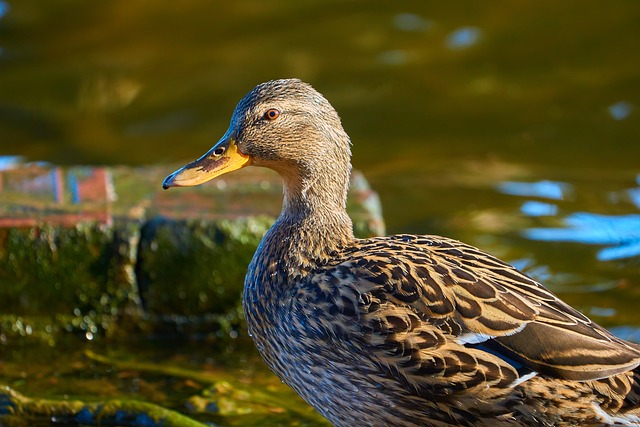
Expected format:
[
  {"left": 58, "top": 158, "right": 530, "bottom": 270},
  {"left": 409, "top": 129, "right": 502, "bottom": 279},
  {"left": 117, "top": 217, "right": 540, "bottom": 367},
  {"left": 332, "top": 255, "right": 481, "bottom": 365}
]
[{"left": 162, "top": 79, "right": 640, "bottom": 427}]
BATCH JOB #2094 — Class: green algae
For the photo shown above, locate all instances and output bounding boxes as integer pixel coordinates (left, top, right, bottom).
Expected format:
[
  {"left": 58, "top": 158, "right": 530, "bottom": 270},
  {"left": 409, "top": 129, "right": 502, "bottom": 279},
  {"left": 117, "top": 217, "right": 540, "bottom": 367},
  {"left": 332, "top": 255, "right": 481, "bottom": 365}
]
[
  {"left": 0, "top": 222, "right": 140, "bottom": 317},
  {"left": 0, "top": 216, "right": 269, "bottom": 342},
  {"left": 0, "top": 217, "right": 269, "bottom": 341},
  {"left": 85, "top": 349, "right": 329, "bottom": 424},
  {"left": 0, "top": 385, "right": 208, "bottom": 427},
  {"left": 85, "top": 351, "right": 328, "bottom": 426},
  {"left": 136, "top": 216, "right": 272, "bottom": 317},
  {"left": 0, "top": 341, "right": 328, "bottom": 427},
  {"left": 0, "top": 221, "right": 142, "bottom": 343}
]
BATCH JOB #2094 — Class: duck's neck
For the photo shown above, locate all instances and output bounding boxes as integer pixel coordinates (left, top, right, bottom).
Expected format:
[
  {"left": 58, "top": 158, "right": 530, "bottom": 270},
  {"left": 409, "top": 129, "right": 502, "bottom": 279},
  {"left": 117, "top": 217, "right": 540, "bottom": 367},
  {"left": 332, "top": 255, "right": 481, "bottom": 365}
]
[{"left": 261, "top": 162, "right": 355, "bottom": 277}]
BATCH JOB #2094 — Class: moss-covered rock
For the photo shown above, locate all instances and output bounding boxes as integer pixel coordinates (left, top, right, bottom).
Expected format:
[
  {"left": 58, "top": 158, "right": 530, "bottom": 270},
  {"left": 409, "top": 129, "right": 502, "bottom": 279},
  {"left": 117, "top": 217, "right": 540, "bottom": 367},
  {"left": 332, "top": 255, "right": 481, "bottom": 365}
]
[
  {"left": 0, "top": 385, "right": 209, "bottom": 427},
  {"left": 0, "top": 221, "right": 140, "bottom": 318},
  {"left": 134, "top": 216, "right": 273, "bottom": 336},
  {"left": 0, "top": 163, "right": 385, "bottom": 340}
]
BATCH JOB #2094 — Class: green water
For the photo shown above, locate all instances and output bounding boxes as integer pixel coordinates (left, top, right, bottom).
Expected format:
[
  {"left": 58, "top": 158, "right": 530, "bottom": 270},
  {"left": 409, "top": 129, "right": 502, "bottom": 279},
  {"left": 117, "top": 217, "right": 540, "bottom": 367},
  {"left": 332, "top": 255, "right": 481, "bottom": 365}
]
[{"left": 1, "top": 1, "right": 639, "bottom": 425}]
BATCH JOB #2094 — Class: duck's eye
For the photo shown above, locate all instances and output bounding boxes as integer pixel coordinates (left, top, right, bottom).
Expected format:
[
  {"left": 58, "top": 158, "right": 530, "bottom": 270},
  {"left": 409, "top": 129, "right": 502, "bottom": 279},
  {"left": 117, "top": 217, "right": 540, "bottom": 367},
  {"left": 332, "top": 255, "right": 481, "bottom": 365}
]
[
  {"left": 264, "top": 108, "right": 280, "bottom": 121},
  {"left": 213, "top": 146, "right": 226, "bottom": 156}
]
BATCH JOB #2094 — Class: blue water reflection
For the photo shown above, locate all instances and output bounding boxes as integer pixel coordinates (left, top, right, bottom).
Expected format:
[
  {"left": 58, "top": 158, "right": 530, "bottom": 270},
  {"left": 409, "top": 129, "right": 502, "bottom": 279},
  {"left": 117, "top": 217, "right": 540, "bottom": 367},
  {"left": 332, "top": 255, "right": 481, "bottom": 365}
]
[
  {"left": 446, "top": 27, "right": 481, "bottom": 49},
  {"left": 609, "top": 326, "right": 640, "bottom": 344},
  {"left": 0, "top": 155, "right": 22, "bottom": 170},
  {"left": 497, "top": 180, "right": 570, "bottom": 200},
  {"left": 519, "top": 201, "right": 558, "bottom": 217},
  {"left": 496, "top": 178, "right": 640, "bottom": 261},
  {"left": 525, "top": 212, "right": 640, "bottom": 261},
  {"left": 0, "top": 0, "right": 7, "bottom": 56},
  {"left": 0, "top": 1, "right": 9, "bottom": 19},
  {"left": 608, "top": 101, "right": 633, "bottom": 120}
]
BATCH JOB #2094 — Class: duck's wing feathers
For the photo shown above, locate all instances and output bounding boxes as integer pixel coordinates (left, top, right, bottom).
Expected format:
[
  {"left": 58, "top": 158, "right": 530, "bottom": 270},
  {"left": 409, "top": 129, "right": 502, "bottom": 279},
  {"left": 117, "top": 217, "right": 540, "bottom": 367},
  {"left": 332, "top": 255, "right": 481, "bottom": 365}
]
[{"left": 303, "top": 234, "right": 640, "bottom": 393}]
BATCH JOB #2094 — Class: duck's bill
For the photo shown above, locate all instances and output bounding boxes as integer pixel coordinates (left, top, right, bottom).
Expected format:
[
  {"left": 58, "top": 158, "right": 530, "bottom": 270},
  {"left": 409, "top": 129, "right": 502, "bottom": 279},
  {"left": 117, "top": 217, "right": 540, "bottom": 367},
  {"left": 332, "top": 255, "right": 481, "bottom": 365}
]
[{"left": 162, "top": 139, "right": 250, "bottom": 189}]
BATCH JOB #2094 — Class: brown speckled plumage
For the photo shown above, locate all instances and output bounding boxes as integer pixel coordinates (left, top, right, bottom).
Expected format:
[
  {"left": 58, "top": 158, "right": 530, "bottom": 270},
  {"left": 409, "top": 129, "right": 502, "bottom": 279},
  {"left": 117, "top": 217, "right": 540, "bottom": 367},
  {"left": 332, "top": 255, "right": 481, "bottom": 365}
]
[{"left": 164, "top": 79, "right": 640, "bottom": 426}]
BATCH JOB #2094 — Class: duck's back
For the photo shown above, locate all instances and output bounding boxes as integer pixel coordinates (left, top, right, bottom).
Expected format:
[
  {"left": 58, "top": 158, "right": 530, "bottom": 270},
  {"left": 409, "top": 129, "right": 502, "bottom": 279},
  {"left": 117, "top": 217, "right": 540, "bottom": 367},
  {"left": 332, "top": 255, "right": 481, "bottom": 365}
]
[{"left": 244, "top": 233, "right": 640, "bottom": 427}]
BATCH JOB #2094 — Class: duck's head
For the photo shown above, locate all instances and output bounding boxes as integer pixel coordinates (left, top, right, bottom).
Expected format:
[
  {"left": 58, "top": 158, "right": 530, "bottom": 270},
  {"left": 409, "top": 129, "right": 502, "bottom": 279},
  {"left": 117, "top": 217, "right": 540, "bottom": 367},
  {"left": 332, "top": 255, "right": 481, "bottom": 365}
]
[{"left": 162, "top": 79, "right": 351, "bottom": 190}]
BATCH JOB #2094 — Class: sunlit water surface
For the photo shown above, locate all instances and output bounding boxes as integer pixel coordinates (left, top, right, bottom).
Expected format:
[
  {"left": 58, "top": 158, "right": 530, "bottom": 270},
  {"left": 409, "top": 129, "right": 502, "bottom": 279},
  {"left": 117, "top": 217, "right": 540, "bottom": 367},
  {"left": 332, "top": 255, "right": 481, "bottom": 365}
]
[{"left": 0, "top": 1, "right": 639, "bottom": 425}]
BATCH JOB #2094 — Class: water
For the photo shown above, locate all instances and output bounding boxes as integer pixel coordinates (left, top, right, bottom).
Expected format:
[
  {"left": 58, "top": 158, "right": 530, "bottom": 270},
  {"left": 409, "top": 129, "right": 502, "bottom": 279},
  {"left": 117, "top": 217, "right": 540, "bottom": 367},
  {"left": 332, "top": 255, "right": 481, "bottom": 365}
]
[{"left": 0, "top": 1, "right": 639, "bottom": 425}]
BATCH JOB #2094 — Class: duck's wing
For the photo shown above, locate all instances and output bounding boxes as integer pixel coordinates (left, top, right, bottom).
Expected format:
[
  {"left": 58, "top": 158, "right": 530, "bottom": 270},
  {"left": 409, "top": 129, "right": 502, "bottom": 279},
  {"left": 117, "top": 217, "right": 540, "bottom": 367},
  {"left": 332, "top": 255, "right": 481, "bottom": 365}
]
[{"left": 303, "top": 234, "right": 640, "bottom": 393}]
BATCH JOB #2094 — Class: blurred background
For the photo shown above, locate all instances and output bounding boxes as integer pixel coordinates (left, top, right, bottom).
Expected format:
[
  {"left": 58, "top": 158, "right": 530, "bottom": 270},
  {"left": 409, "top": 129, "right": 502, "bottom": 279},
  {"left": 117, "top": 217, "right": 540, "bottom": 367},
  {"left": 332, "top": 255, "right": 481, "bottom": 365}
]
[{"left": 0, "top": 0, "right": 639, "bottom": 424}]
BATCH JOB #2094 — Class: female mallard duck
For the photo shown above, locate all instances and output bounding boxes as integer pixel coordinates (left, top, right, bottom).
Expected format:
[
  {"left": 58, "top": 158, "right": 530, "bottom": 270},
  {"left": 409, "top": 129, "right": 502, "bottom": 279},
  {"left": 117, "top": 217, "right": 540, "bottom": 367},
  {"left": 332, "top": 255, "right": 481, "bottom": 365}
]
[{"left": 163, "top": 79, "right": 640, "bottom": 426}]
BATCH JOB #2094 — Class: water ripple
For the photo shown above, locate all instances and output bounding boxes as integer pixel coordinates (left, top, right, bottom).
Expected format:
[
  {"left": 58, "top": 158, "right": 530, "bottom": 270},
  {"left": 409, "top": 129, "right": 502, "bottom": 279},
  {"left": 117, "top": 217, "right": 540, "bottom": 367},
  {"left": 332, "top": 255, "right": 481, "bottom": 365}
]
[
  {"left": 525, "top": 213, "right": 640, "bottom": 261},
  {"left": 497, "top": 180, "right": 570, "bottom": 200},
  {"left": 446, "top": 27, "right": 481, "bottom": 49},
  {"left": 0, "top": 1, "right": 8, "bottom": 20},
  {"left": 608, "top": 101, "right": 633, "bottom": 120}
]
